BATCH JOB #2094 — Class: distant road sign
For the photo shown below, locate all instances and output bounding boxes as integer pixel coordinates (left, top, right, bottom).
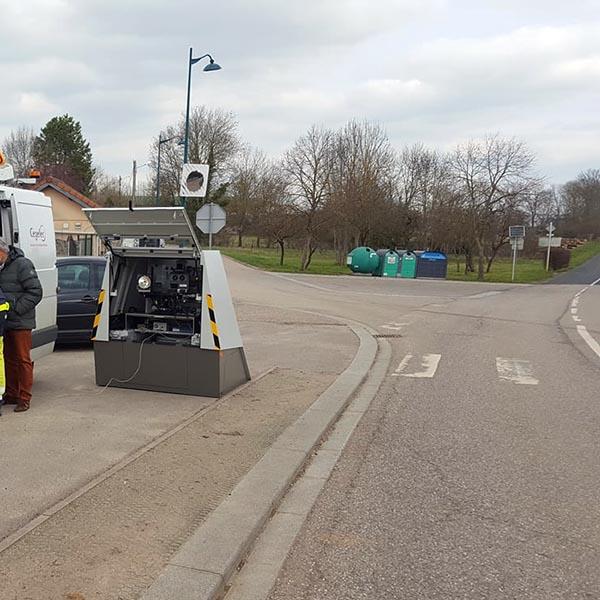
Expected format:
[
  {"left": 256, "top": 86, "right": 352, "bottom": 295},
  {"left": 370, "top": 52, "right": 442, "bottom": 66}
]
[
  {"left": 511, "top": 238, "right": 524, "bottom": 250},
  {"left": 0, "top": 150, "right": 5, "bottom": 167},
  {"left": 196, "top": 203, "right": 226, "bottom": 234},
  {"left": 509, "top": 225, "right": 525, "bottom": 239},
  {"left": 539, "top": 236, "right": 561, "bottom": 248}
]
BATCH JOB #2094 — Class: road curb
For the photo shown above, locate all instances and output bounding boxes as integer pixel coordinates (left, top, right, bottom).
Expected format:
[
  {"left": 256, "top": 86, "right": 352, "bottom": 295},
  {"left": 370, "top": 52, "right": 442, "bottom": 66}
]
[
  {"left": 225, "top": 337, "right": 393, "bottom": 600},
  {"left": 140, "top": 323, "right": 378, "bottom": 600}
]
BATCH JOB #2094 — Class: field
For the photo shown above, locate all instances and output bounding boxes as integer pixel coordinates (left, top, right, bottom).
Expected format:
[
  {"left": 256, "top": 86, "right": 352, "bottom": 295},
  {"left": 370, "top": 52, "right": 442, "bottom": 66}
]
[
  {"left": 220, "top": 247, "right": 349, "bottom": 275},
  {"left": 219, "top": 241, "right": 600, "bottom": 283}
]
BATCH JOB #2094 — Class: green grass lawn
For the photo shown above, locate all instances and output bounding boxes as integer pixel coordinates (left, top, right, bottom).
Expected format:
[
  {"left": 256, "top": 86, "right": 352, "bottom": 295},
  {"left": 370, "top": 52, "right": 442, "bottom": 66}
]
[
  {"left": 568, "top": 240, "right": 600, "bottom": 269},
  {"left": 220, "top": 247, "right": 349, "bottom": 275},
  {"left": 220, "top": 241, "right": 600, "bottom": 283},
  {"left": 446, "top": 256, "right": 549, "bottom": 283}
]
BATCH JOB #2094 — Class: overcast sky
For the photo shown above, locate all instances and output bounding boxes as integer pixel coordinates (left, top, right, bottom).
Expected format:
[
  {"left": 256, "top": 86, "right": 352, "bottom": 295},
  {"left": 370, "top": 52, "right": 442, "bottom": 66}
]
[{"left": 2, "top": 0, "right": 599, "bottom": 185}]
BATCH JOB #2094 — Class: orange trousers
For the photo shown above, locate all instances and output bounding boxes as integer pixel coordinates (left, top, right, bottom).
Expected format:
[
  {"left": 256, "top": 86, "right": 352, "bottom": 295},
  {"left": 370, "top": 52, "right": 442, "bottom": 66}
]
[{"left": 4, "top": 330, "right": 33, "bottom": 405}]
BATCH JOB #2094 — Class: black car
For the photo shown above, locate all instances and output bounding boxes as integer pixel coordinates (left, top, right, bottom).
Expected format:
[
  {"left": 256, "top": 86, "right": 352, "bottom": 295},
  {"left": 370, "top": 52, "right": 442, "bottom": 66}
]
[{"left": 56, "top": 256, "right": 107, "bottom": 344}]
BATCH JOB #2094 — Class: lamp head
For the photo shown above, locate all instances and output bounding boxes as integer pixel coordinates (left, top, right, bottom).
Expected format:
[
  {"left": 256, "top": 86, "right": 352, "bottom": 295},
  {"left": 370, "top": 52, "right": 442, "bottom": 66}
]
[{"left": 203, "top": 60, "right": 222, "bottom": 72}]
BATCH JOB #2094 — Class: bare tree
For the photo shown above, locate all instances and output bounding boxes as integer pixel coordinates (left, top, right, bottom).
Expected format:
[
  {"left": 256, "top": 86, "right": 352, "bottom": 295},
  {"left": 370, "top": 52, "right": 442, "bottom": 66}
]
[
  {"left": 90, "top": 166, "right": 124, "bottom": 206},
  {"left": 259, "top": 166, "right": 299, "bottom": 265},
  {"left": 149, "top": 106, "right": 241, "bottom": 207},
  {"left": 227, "top": 148, "right": 269, "bottom": 247},
  {"left": 561, "top": 169, "right": 600, "bottom": 237},
  {"left": 330, "top": 120, "right": 396, "bottom": 260},
  {"left": 396, "top": 144, "right": 450, "bottom": 248},
  {"left": 283, "top": 126, "right": 335, "bottom": 271},
  {"left": 2, "top": 126, "right": 35, "bottom": 177},
  {"left": 523, "top": 186, "right": 554, "bottom": 229},
  {"left": 450, "top": 135, "right": 538, "bottom": 280}
]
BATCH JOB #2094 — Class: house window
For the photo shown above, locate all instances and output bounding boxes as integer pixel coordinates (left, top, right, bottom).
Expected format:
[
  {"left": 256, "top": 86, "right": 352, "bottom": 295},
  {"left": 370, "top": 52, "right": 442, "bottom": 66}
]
[
  {"left": 63, "top": 222, "right": 69, "bottom": 229},
  {"left": 75, "top": 222, "right": 81, "bottom": 229}
]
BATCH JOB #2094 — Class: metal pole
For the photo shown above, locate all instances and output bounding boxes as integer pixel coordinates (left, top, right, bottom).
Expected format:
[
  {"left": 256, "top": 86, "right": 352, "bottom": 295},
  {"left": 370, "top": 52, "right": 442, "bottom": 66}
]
[
  {"left": 129, "top": 160, "right": 136, "bottom": 211},
  {"left": 156, "top": 136, "right": 162, "bottom": 206},
  {"left": 132, "top": 160, "right": 137, "bottom": 198},
  {"left": 545, "top": 221, "right": 554, "bottom": 271},
  {"left": 183, "top": 47, "right": 193, "bottom": 165},
  {"left": 511, "top": 243, "right": 517, "bottom": 282},
  {"left": 208, "top": 202, "right": 213, "bottom": 248}
]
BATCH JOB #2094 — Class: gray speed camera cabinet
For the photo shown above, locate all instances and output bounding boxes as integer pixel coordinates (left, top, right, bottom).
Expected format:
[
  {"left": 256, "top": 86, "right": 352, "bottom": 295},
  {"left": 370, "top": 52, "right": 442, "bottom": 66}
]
[{"left": 84, "top": 207, "right": 250, "bottom": 397}]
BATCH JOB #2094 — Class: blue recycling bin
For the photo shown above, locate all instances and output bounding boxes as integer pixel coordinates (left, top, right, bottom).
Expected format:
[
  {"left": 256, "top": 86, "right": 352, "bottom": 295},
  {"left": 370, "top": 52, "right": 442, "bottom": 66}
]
[{"left": 416, "top": 251, "right": 448, "bottom": 279}]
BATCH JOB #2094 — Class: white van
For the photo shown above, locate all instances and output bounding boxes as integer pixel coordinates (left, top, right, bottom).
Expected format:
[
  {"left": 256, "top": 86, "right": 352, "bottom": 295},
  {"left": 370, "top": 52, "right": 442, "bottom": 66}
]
[{"left": 0, "top": 184, "right": 58, "bottom": 360}]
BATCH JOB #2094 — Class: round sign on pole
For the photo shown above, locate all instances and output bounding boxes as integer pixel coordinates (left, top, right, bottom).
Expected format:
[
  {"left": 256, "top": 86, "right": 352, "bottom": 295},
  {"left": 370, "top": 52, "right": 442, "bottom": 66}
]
[
  {"left": 0, "top": 151, "right": 6, "bottom": 167},
  {"left": 195, "top": 203, "right": 226, "bottom": 234}
]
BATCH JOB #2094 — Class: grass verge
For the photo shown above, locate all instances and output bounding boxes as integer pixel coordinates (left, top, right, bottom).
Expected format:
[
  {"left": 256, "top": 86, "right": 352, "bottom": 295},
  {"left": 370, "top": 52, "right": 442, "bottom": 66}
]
[{"left": 220, "top": 241, "right": 600, "bottom": 283}]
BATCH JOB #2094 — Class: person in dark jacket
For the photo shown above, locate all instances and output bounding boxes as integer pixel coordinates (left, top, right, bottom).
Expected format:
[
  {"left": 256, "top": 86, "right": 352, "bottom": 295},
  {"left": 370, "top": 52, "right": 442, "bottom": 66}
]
[{"left": 0, "top": 239, "right": 43, "bottom": 413}]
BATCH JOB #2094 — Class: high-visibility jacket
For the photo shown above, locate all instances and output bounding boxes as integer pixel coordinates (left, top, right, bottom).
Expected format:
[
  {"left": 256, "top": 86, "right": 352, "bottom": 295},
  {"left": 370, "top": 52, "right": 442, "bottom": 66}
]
[{"left": 0, "top": 291, "right": 9, "bottom": 395}]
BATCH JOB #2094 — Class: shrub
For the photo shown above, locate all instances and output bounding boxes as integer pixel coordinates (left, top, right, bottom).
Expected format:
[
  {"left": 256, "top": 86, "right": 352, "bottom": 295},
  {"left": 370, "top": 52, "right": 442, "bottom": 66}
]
[{"left": 547, "top": 247, "right": 571, "bottom": 270}]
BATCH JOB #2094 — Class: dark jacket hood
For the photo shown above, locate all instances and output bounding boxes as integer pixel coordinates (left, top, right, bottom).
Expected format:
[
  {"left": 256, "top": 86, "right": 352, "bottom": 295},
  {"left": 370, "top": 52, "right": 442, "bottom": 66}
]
[{"left": 7, "top": 246, "right": 25, "bottom": 263}]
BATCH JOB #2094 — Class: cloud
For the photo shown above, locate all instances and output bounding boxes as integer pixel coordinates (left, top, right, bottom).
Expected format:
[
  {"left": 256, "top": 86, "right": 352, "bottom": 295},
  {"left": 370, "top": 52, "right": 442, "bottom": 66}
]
[
  {"left": 16, "top": 93, "right": 58, "bottom": 115},
  {"left": 0, "top": 1, "right": 599, "bottom": 183}
]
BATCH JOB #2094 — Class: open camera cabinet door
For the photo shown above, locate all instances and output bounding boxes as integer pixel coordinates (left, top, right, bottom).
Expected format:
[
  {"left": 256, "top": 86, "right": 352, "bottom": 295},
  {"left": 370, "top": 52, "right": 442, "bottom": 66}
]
[{"left": 84, "top": 207, "right": 250, "bottom": 398}]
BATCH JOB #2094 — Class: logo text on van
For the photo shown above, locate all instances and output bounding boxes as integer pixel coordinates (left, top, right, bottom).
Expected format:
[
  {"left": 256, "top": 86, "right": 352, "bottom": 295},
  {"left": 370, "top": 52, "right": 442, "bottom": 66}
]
[{"left": 29, "top": 225, "right": 47, "bottom": 243}]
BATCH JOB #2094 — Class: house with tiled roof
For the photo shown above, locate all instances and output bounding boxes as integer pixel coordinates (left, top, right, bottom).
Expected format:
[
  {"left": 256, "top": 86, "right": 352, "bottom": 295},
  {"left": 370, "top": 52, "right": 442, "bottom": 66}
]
[{"left": 32, "top": 176, "right": 102, "bottom": 256}]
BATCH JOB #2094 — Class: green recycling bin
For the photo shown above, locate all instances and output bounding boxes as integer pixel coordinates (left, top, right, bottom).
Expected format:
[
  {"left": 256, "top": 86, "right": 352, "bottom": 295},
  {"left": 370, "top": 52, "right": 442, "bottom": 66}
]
[
  {"left": 374, "top": 249, "right": 399, "bottom": 277},
  {"left": 399, "top": 251, "right": 417, "bottom": 278},
  {"left": 346, "top": 246, "right": 380, "bottom": 274}
]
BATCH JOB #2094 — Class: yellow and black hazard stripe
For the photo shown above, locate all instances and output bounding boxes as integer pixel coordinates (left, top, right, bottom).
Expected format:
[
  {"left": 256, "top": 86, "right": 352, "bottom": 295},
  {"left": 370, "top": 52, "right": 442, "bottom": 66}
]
[
  {"left": 91, "top": 289, "right": 105, "bottom": 341},
  {"left": 206, "top": 293, "right": 221, "bottom": 350}
]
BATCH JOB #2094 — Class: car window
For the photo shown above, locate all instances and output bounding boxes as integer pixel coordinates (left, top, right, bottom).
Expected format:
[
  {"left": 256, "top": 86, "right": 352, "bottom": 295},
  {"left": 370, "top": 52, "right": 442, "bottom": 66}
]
[
  {"left": 58, "top": 263, "right": 91, "bottom": 291},
  {"left": 92, "top": 263, "right": 106, "bottom": 289}
]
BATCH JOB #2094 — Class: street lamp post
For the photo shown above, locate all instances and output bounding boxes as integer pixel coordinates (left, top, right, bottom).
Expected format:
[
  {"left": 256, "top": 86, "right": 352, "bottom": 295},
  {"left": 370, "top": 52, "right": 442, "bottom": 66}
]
[
  {"left": 129, "top": 160, "right": 149, "bottom": 211},
  {"left": 156, "top": 135, "right": 181, "bottom": 206},
  {"left": 182, "top": 48, "right": 222, "bottom": 166}
]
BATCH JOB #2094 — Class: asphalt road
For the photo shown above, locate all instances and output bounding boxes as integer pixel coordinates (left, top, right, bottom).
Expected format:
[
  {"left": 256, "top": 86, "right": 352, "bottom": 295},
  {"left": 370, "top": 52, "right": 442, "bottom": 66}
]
[
  {"left": 222, "top": 262, "right": 600, "bottom": 600},
  {"left": 548, "top": 252, "right": 600, "bottom": 284}
]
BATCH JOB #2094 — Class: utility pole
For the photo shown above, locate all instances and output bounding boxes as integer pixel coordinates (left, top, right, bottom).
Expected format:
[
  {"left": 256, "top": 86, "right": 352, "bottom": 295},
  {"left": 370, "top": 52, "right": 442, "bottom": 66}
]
[
  {"left": 156, "top": 137, "right": 162, "bottom": 206},
  {"left": 545, "top": 221, "right": 555, "bottom": 271},
  {"left": 118, "top": 175, "right": 122, "bottom": 204},
  {"left": 130, "top": 160, "right": 137, "bottom": 211}
]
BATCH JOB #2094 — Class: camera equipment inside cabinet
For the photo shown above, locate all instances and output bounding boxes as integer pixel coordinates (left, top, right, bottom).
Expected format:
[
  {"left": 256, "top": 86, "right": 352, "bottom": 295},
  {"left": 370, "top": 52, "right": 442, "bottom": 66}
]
[{"left": 83, "top": 207, "right": 250, "bottom": 397}]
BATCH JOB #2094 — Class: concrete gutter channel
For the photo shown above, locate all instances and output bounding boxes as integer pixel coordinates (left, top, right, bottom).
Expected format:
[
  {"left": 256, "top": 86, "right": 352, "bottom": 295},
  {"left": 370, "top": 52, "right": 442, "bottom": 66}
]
[{"left": 141, "top": 323, "right": 382, "bottom": 600}]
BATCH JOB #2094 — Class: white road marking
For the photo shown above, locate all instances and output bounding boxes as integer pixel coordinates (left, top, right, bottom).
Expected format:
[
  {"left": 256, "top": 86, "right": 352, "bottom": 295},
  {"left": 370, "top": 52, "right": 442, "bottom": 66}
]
[
  {"left": 467, "top": 291, "right": 504, "bottom": 299},
  {"left": 392, "top": 353, "right": 413, "bottom": 375},
  {"left": 496, "top": 358, "right": 539, "bottom": 385},
  {"left": 393, "top": 353, "right": 441, "bottom": 378},
  {"left": 576, "top": 325, "right": 600, "bottom": 359},
  {"left": 271, "top": 273, "right": 450, "bottom": 299},
  {"left": 381, "top": 322, "right": 410, "bottom": 331},
  {"left": 570, "top": 276, "right": 600, "bottom": 361}
]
